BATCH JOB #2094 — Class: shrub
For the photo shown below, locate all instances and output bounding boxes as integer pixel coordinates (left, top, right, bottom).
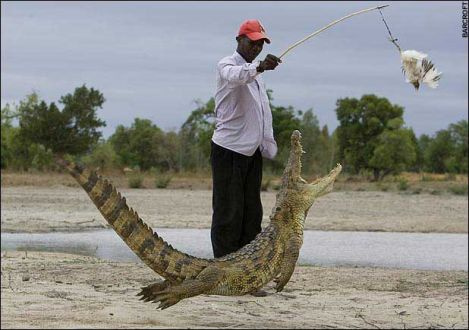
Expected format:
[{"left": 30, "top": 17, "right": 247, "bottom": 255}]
[
  {"left": 155, "top": 175, "right": 172, "bottom": 189},
  {"left": 272, "top": 183, "right": 281, "bottom": 191},
  {"left": 261, "top": 177, "right": 272, "bottom": 191},
  {"left": 444, "top": 173, "right": 457, "bottom": 181},
  {"left": 397, "top": 179, "right": 409, "bottom": 191},
  {"left": 421, "top": 174, "right": 435, "bottom": 182},
  {"left": 81, "top": 141, "right": 117, "bottom": 171},
  {"left": 376, "top": 182, "right": 389, "bottom": 192},
  {"left": 448, "top": 185, "right": 468, "bottom": 195},
  {"left": 128, "top": 173, "right": 144, "bottom": 188}
]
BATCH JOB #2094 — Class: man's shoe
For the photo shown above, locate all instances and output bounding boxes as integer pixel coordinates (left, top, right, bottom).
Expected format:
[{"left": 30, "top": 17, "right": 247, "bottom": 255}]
[{"left": 250, "top": 289, "right": 269, "bottom": 297}]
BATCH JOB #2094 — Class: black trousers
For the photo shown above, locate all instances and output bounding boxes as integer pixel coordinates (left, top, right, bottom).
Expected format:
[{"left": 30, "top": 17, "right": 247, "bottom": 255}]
[{"left": 210, "top": 141, "right": 263, "bottom": 258}]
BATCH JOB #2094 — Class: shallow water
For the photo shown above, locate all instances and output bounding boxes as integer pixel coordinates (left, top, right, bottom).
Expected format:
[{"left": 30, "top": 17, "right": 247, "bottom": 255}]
[{"left": 1, "top": 229, "right": 467, "bottom": 271}]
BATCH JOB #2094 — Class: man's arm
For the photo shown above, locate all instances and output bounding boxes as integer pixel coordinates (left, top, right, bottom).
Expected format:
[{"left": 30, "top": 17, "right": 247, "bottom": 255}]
[
  {"left": 218, "top": 54, "right": 282, "bottom": 86},
  {"left": 256, "top": 54, "right": 282, "bottom": 73},
  {"left": 218, "top": 61, "right": 259, "bottom": 86}
]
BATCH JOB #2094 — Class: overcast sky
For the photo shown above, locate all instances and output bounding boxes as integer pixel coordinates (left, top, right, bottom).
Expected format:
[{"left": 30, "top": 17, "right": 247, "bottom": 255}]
[{"left": 2, "top": 1, "right": 468, "bottom": 138}]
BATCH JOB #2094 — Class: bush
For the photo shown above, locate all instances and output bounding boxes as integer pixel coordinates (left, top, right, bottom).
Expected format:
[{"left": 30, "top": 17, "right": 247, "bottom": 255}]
[
  {"left": 421, "top": 174, "right": 436, "bottom": 182},
  {"left": 376, "top": 182, "right": 389, "bottom": 192},
  {"left": 444, "top": 173, "right": 457, "bottom": 181},
  {"left": 412, "top": 188, "right": 422, "bottom": 194},
  {"left": 261, "top": 177, "right": 273, "bottom": 191},
  {"left": 81, "top": 141, "right": 117, "bottom": 171},
  {"left": 448, "top": 185, "right": 468, "bottom": 195},
  {"left": 128, "top": 172, "right": 144, "bottom": 188},
  {"left": 397, "top": 179, "right": 409, "bottom": 191},
  {"left": 155, "top": 175, "right": 172, "bottom": 189}
]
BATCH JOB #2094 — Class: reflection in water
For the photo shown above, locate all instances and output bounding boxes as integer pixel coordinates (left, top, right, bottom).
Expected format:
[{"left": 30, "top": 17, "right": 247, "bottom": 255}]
[
  {"left": 1, "top": 229, "right": 468, "bottom": 271},
  {"left": 15, "top": 244, "right": 97, "bottom": 257}
]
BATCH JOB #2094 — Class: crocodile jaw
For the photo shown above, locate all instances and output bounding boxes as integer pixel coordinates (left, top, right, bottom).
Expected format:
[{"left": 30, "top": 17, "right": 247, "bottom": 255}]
[
  {"left": 271, "top": 131, "right": 342, "bottom": 227},
  {"left": 306, "top": 163, "right": 342, "bottom": 199}
]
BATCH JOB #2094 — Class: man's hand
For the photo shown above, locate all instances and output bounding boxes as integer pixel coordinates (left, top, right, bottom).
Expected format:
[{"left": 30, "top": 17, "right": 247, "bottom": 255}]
[{"left": 257, "top": 54, "right": 282, "bottom": 72}]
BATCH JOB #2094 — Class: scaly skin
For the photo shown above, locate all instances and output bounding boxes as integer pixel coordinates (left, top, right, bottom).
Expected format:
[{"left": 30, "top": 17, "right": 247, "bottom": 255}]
[{"left": 56, "top": 130, "right": 341, "bottom": 309}]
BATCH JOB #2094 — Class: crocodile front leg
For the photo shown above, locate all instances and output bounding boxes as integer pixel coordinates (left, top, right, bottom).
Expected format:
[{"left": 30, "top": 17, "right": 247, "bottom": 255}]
[
  {"left": 274, "top": 237, "right": 302, "bottom": 292},
  {"left": 145, "top": 266, "right": 225, "bottom": 309}
]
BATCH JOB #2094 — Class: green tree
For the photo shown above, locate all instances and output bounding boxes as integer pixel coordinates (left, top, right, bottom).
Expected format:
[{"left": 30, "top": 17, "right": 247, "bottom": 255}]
[
  {"left": 270, "top": 105, "right": 302, "bottom": 169},
  {"left": 18, "top": 85, "right": 106, "bottom": 155},
  {"left": 448, "top": 120, "right": 468, "bottom": 173},
  {"left": 335, "top": 94, "right": 414, "bottom": 179},
  {"left": 81, "top": 140, "right": 118, "bottom": 171},
  {"left": 424, "top": 130, "right": 455, "bottom": 173},
  {"left": 109, "top": 118, "right": 165, "bottom": 171},
  {"left": 298, "top": 109, "right": 332, "bottom": 175},
  {"left": 423, "top": 120, "right": 468, "bottom": 174},
  {"left": 406, "top": 128, "right": 422, "bottom": 172},
  {"left": 369, "top": 128, "right": 417, "bottom": 179},
  {"left": 262, "top": 90, "right": 302, "bottom": 172},
  {"left": 159, "top": 131, "right": 180, "bottom": 172},
  {"left": 417, "top": 133, "right": 432, "bottom": 172},
  {"left": 179, "top": 98, "right": 215, "bottom": 171},
  {"left": 1, "top": 103, "right": 17, "bottom": 168},
  {"left": 299, "top": 109, "right": 321, "bottom": 174},
  {"left": 418, "top": 120, "right": 468, "bottom": 173},
  {"left": 1, "top": 95, "right": 54, "bottom": 170}
]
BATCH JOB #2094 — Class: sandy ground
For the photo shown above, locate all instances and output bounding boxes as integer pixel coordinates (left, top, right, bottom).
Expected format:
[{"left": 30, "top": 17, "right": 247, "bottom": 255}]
[
  {"left": 1, "top": 186, "right": 467, "bottom": 233},
  {"left": 1, "top": 186, "right": 468, "bottom": 328},
  {"left": 0, "top": 251, "right": 467, "bottom": 329}
]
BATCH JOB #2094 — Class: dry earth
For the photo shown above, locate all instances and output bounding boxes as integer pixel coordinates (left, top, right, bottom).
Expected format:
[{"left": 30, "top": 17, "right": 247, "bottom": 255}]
[
  {"left": 1, "top": 183, "right": 468, "bottom": 329},
  {"left": 1, "top": 186, "right": 467, "bottom": 233},
  {"left": 1, "top": 251, "right": 467, "bottom": 329}
]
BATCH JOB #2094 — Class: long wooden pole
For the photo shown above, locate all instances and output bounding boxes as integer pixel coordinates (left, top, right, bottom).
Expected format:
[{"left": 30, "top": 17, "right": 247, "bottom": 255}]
[{"left": 279, "top": 4, "right": 390, "bottom": 59}]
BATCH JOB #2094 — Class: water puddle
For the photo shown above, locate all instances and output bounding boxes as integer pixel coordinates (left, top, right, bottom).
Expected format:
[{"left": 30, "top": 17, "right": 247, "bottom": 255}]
[{"left": 2, "top": 229, "right": 467, "bottom": 271}]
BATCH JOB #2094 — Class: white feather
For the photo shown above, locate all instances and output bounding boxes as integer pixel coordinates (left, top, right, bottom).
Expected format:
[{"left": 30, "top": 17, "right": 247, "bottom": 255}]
[
  {"left": 399, "top": 50, "right": 442, "bottom": 90},
  {"left": 422, "top": 64, "right": 442, "bottom": 89},
  {"left": 401, "top": 50, "right": 427, "bottom": 60}
]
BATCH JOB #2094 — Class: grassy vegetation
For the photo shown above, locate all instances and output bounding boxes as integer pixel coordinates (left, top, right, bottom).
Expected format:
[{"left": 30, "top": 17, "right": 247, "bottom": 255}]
[
  {"left": 127, "top": 172, "right": 144, "bottom": 188},
  {"left": 155, "top": 174, "right": 172, "bottom": 189},
  {"left": 1, "top": 170, "right": 467, "bottom": 195},
  {"left": 261, "top": 175, "right": 274, "bottom": 192},
  {"left": 397, "top": 178, "right": 409, "bottom": 191},
  {"left": 448, "top": 184, "right": 468, "bottom": 195}
]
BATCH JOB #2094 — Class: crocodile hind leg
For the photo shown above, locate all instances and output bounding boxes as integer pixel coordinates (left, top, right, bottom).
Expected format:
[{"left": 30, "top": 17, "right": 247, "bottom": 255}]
[
  {"left": 137, "top": 279, "right": 172, "bottom": 302},
  {"left": 142, "top": 266, "right": 224, "bottom": 310}
]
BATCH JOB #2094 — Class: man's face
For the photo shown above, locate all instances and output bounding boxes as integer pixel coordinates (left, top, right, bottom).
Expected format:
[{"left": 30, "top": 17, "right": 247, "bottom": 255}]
[{"left": 236, "top": 36, "right": 264, "bottom": 63}]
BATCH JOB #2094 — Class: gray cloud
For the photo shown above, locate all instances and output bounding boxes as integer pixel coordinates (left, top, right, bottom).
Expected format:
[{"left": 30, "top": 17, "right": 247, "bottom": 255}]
[{"left": 1, "top": 1, "right": 467, "bottom": 138}]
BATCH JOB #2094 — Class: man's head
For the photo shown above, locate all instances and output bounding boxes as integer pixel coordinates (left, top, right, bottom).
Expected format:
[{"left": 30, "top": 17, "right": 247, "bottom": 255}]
[{"left": 236, "top": 19, "right": 271, "bottom": 63}]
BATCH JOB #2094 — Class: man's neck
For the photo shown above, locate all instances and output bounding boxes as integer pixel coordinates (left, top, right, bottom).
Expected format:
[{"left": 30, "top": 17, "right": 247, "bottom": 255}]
[{"left": 236, "top": 49, "right": 252, "bottom": 63}]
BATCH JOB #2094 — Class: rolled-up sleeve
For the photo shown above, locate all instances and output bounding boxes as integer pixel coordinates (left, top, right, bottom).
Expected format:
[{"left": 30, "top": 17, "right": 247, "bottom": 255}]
[{"left": 218, "top": 60, "right": 260, "bottom": 86}]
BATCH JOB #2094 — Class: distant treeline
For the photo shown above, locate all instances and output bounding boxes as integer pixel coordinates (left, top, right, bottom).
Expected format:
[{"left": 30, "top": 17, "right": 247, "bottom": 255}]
[{"left": 1, "top": 85, "right": 467, "bottom": 180}]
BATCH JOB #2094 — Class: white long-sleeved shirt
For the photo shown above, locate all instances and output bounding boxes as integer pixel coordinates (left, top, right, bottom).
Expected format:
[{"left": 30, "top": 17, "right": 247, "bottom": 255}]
[{"left": 211, "top": 51, "right": 277, "bottom": 159}]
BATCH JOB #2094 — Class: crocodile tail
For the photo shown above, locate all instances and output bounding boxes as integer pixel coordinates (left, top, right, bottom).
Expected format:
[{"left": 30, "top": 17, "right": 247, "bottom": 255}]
[{"left": 56, "top": 157, "right": 210, "bottom": 283}]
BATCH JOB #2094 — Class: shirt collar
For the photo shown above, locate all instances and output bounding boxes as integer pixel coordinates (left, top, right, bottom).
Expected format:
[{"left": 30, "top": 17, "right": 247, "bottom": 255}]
[
  {"left": 233, "top": 51, "right": 262, "bottom": 82},
  {"left": 234, "top": 51, "right": 248, "bottom": 64}
]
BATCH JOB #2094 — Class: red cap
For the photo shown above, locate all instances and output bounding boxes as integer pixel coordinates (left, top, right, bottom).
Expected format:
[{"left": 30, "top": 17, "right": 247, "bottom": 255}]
[{"left": 238, "top": 19, "right": 271, "bottom": 44}]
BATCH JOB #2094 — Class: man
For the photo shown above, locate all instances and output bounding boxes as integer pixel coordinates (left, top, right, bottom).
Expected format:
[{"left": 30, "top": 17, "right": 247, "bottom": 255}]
[{"left": 210, "top": 19, "right": 281, "bottom": 266}]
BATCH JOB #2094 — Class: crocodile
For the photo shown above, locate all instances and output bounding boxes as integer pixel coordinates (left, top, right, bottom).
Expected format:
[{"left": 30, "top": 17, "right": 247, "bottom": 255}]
[{"left": 56, "top": 130, "right": 342, "bottom": 309}]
